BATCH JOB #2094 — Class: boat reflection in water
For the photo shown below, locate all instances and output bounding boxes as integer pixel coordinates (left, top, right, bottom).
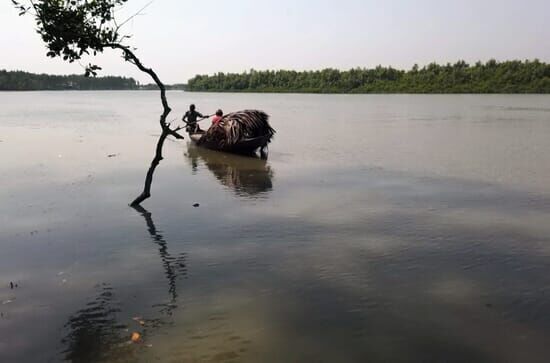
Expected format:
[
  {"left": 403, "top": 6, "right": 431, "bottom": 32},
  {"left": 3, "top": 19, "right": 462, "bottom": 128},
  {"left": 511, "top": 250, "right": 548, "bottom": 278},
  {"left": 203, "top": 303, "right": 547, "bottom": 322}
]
[{"left": 185, "top": 145, "right": 274, "bottom": 198}]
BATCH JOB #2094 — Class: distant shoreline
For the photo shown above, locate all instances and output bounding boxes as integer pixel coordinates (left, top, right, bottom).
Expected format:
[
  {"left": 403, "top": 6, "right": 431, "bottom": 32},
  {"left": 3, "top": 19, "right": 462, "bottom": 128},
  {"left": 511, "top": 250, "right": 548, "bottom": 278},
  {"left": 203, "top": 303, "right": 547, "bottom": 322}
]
[
  {"left": 2, "top": 89, "right": 550, "bottom": 95},
  {"left": 0, "top": 88, "right": 184, "bottom": 92},
  {"left": 0, "top": 69, "right": 186, "bottom": 91},
  {"left": 4, "top": 59, "right": 550, "bottom": 94},
  {"left": 184, "top": 90, "right": 550, "bottom": 95},
  {"left": 187, "top": 60, "right": 550, "bottom": 94}
]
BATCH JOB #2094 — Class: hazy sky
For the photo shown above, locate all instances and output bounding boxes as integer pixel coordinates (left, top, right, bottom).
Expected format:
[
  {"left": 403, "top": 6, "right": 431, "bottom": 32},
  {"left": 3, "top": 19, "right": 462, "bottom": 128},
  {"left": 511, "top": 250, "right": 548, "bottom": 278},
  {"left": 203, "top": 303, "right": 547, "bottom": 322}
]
[{"left": 1, "top": 0, "right": 549, "bottom": 83}]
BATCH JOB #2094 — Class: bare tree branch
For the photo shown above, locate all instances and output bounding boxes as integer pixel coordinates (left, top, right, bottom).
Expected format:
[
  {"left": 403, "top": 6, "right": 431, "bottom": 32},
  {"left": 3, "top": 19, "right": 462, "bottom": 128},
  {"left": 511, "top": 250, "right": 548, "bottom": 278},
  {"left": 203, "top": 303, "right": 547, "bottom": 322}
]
[
  {"left": 15, "top": 0, "right": 185, "bottom": 206},
  {"left": 115, "top": 0, "right": 153, "bottom": 31},
  {"left": 101, "top": 43, "right": 184, "bottom": 205}
]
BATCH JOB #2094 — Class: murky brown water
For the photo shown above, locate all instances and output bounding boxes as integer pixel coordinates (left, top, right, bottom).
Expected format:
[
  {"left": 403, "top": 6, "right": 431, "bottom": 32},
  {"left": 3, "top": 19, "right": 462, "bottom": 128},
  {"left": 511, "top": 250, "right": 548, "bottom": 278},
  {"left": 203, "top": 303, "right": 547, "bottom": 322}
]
[{"left": 1, "top": 92, "right": 550, "bottom": 362}]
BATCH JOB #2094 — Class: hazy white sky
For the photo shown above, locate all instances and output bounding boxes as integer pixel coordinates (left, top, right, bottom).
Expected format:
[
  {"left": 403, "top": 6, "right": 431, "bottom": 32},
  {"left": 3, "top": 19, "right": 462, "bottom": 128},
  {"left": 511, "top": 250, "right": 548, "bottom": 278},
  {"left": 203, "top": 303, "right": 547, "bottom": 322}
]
[{"left": 1, "top": 0, "right": 549, "bottom": 83}]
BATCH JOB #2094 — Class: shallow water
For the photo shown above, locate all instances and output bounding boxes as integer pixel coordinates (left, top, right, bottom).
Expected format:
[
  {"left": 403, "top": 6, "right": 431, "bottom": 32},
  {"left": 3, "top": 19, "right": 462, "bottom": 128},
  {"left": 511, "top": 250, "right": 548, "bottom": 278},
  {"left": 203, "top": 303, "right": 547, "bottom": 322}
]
[{"left": 1, "top": 91, "right": 550, "bottom": 362}]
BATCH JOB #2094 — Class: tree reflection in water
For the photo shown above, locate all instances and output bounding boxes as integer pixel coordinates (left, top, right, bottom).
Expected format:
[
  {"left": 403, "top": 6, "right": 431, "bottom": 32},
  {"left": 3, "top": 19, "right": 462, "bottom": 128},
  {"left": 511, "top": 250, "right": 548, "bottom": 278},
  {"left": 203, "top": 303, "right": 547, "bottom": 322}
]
[
  {"left": 60, "top": 207, "right": 186, "bottom": 362},
  {"left": 185, "top": 145, "right": 274, "bottom": 198},
  {"left": 132, "top": 204, "right": 187, "bottom": 319},
  {"left": 61, "top": 284, "right": 131, "bottom": 362},
  {"left": 61, "top": 147, "right": 273, "bottom": 361}
]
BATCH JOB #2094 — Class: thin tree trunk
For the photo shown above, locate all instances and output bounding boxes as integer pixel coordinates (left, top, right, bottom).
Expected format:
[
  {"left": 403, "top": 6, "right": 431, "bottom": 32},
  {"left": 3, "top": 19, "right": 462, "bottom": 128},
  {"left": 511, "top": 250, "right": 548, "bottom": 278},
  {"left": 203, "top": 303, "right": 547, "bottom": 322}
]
[
  {"left": 105, "top": 43, "right": 184, "bottom": 205},
  {"left": 130, "top": 130, "right": 169, "bottom": 206}
]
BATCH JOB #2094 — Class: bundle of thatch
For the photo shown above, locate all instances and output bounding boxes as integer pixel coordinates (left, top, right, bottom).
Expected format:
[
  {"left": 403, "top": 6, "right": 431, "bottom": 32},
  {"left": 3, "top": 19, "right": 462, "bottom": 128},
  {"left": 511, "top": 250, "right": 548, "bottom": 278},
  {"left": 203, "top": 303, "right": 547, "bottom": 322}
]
[{"left": 198, "top": 110, "right": 275, "bottom": 149}]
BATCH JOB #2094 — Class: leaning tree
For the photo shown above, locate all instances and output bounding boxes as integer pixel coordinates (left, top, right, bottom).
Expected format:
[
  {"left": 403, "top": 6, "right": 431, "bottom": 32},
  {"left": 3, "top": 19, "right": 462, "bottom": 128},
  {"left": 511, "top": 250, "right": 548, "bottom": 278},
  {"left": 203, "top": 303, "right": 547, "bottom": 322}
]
[{"left": 12, "top": 0, "right": 184, "bottom": 206}]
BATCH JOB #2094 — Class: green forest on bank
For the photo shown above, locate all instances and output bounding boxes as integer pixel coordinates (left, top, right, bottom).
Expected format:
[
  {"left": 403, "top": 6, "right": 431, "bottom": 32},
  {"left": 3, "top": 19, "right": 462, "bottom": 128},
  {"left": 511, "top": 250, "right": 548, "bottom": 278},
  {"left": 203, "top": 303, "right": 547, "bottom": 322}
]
[
  {"left": 0, "top": 69, "right": 140, "bottom": 90},
  {"left": 0, "top": 69, "right": 189, "bottom": 91},
  {"left": 187, "top": 60, "right": 550, "bottom": 93},
  {"left": 4, "top": 59, "right": 550, "bottom": 93}
]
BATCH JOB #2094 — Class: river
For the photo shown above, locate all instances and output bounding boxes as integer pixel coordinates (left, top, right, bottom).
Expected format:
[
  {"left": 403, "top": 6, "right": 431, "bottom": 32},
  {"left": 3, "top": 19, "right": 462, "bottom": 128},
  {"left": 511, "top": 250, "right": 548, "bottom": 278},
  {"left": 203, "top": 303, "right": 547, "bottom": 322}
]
[{"left": 1, "top": 91, "right": 550, "bottom": 362}]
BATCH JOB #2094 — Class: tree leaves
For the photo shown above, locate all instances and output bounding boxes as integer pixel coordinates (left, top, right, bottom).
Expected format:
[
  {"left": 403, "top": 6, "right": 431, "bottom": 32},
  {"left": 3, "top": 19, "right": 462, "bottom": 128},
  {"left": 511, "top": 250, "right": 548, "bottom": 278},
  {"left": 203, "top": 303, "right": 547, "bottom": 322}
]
[
  {"left": 14, "top": 0, "right": 181, "bottom": 206},
  {"left": 14, "top": 0, "right": 128, "bottom": 77},
  {"left": 84, "top": 64, "right": 102, "bottom": 77}
]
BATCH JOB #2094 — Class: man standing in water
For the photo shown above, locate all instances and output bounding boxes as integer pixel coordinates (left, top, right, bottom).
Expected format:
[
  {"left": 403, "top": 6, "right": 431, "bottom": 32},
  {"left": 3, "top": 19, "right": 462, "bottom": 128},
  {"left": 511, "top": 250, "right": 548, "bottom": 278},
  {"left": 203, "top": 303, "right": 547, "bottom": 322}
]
[{"left": 182, "top": 104, "right": 208, "bottom": 133}]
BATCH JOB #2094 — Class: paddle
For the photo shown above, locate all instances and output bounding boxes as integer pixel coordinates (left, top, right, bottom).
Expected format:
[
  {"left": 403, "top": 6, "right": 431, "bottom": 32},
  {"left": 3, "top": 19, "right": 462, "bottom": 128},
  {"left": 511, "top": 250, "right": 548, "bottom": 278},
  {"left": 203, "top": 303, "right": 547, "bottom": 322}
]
[{"left": 182, "top": 115, "right": 211, "bottom": 125}]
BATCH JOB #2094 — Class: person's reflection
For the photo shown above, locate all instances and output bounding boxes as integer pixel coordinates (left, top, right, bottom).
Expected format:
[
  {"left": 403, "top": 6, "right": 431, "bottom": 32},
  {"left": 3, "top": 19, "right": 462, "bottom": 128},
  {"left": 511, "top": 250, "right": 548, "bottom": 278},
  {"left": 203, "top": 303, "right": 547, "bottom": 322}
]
[
  {"left": 61, "top": 207, "right": 186, "bottom": 361},
  {"left": 185, "top": 145, "right": 274, "bottom": 198}
]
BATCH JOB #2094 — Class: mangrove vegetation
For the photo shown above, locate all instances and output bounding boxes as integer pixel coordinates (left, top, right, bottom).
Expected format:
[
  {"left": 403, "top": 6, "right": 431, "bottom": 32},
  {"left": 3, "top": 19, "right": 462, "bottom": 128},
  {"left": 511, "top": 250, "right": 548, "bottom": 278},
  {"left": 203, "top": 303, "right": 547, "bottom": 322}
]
[
  {"left": 187, "top": 60, "right": 550, "bottom": 94},
  {"left": 0, "top": 70, "right": 188, "bottom": 91},
  {"left": 0, "top": 69, "right": 138, "bottom": 90}
]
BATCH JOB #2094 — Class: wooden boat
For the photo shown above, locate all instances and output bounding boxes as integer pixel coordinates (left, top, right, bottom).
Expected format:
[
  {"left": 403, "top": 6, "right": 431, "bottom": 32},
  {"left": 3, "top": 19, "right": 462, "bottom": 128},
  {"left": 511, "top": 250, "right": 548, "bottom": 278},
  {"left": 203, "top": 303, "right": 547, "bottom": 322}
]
[
  {"left": 189, "top": 131, "right": 271, "bottom": 154},
  {"left": 186, "top": 110, "right": 275, "bottom": 156}
]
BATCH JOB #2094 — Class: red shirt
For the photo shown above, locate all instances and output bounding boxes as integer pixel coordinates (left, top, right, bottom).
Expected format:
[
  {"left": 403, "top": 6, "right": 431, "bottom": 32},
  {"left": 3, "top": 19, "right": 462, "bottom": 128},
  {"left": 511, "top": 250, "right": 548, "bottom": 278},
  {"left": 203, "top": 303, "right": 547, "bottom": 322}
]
[{"left": 211, "top": 115, "right": 222, "bottom": 125}]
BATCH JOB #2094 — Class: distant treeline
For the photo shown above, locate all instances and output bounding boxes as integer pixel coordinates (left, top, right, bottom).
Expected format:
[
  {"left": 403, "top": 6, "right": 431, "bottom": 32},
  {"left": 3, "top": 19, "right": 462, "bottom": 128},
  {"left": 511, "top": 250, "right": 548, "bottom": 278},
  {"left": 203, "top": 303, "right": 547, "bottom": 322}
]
[
  {"left": 139, "top": 83, "right": 187, "bottom": 91},
  {"left": 187, "top": 60, "right": 550, "bottom": 93},
  {"left": 0, "top": 69, "right": 140, "bottom": 91}
]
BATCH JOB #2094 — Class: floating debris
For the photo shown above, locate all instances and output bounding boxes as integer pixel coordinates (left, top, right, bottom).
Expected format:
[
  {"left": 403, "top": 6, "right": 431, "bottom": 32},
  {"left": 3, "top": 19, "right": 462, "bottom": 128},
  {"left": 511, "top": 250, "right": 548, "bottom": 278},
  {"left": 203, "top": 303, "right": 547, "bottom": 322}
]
[
  {"left": 193, "top": 203, "right": 200, "bottom": 208},
  {"left": 131, "top": 332, "right": 141, "bottom": 343},
  {"left": 2, "top": 299, "right": 14, "bottom": 305},
  {"left": 107, "top": 153, "right": 119, "bottom": 158}
]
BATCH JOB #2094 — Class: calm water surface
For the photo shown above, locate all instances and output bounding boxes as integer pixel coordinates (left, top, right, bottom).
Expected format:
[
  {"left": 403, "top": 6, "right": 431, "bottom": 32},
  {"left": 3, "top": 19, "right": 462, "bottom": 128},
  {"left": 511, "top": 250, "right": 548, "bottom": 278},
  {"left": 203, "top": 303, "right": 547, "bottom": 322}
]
[{"left": 1, "top": 92, "right": 550, "bottom": 362}]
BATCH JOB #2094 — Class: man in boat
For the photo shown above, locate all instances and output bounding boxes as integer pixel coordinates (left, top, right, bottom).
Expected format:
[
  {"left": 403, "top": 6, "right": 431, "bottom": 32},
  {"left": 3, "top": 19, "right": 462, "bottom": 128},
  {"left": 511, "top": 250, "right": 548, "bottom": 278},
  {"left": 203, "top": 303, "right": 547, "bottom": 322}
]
[{"left": 183, "top": 104, "right": 208, "bottom": 133}]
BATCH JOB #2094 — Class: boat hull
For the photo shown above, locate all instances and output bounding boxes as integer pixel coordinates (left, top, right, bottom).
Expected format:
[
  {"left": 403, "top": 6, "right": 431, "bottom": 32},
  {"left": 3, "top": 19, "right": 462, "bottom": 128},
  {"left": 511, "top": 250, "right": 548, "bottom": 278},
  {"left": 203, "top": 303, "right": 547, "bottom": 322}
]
[{"left": 189, "top": 132, "right": 269, "bottom": 155}]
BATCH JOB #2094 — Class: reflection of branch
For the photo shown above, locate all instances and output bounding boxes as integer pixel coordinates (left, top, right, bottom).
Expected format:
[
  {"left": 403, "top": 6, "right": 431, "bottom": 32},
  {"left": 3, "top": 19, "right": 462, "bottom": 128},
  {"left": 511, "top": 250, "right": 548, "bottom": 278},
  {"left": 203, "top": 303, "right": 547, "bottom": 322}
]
[
  {"left": 131, "top": 205, "right": 186, "bottom": 315},
  {"left": 61, "top": 207, "right": 187, "bottom": 358}
]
